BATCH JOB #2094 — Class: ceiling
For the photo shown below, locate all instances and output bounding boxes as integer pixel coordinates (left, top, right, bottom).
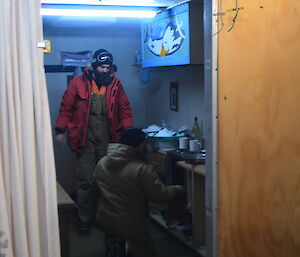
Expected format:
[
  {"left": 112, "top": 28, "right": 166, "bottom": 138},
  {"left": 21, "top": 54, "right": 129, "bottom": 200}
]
[
  {"left": 98, "top": 0, "right": 182, "bottom": 6},
  {"left": 43, "top": 16, "right": 143, "bottom": 36},
  {"left": 42, "top": 0, "right": 191, "bottom": 35},
  {"left": 41, "top": 0, "right": 185, "bottom": 7}
]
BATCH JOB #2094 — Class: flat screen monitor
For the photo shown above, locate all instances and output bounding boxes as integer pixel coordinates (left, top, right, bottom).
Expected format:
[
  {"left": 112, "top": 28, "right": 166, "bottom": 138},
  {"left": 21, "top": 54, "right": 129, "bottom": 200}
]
[{"left": 141, "top": 3, "right": 190, "bottom": 68}]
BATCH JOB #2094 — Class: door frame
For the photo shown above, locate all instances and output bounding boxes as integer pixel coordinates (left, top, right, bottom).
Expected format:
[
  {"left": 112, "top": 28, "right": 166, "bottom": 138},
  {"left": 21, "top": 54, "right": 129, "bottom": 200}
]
[{"left": 203, "top": 0, "right": 219, "bottom": 256}]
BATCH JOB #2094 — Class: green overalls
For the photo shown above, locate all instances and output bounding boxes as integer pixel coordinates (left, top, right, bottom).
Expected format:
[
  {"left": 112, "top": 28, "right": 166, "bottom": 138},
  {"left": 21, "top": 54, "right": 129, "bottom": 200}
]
[{"left": 76, "top": 92, "right": 110, "bottom": 223}]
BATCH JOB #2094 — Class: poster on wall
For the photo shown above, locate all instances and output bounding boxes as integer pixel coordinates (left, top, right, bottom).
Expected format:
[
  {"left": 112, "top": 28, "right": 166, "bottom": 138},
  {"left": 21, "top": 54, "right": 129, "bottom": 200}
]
[{"left": 141, "top": 3, "right": 190, "bottom": 68}]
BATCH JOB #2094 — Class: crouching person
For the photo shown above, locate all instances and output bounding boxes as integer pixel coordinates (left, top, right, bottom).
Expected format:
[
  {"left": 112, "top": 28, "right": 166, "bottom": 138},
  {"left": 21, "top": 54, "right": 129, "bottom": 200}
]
[{"left": 95, "top": 127, "right": 184, "bottom": 257}]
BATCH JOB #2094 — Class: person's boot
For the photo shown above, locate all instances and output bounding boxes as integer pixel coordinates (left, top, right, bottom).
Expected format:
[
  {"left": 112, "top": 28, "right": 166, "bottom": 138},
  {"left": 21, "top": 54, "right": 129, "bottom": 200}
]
[{"left": 78, "top": 221, "right": 90, "bottom": 233}]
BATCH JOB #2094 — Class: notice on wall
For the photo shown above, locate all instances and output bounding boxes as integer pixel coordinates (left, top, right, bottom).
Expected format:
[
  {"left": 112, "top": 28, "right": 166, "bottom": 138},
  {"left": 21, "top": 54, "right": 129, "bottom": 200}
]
[{"left": 141, "top": 3, "right": 190, "bottom": 68}]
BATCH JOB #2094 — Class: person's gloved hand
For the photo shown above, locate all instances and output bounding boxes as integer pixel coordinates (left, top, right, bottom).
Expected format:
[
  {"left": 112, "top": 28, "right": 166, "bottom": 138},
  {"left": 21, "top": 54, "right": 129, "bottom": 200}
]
[
  {"left": 55, "top": 133, "right": 66, "bottom": 145},
  {"left": 173, "top": 185, "right": 185, "bottom": 196}
]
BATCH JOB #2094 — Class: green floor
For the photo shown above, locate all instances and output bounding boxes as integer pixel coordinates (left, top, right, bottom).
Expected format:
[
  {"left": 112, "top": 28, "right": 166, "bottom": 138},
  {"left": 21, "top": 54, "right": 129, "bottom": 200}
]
[{"left": 69, "top": 215, "right": 199, "bottom": 257}]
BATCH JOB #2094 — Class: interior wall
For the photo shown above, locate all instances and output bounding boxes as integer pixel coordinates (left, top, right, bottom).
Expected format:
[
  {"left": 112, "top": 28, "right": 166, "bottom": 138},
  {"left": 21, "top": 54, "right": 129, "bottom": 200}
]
[
  {"left": 44, "top": 22, "right": 146, "bottom": 193},
  {"left": 217, "top": 1, "right": 300, "bottom": 257},
  {"left": 43, "top": 18, "right": 205, "bottom": 193},
  {"left": 145, "top": 65, "right": 205, "bottom": 131}
]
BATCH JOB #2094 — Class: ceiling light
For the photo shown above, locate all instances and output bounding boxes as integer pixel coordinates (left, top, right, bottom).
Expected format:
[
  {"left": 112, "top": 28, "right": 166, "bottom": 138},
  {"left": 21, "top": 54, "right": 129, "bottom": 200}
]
[
  {"left": 40, "top": 8, "right": 157, "bottom": 18},
  {"left": 41, "top": 0, "right": 167, "bottom": 7},
  {"left": 41, "top": 0, "right": 101, "bottom": 4}
]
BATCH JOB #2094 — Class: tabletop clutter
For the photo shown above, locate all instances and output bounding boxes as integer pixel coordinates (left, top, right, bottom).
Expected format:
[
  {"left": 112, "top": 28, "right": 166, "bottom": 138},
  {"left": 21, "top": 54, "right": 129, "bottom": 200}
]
[{"left": 142, "top": 123, "right": 206, "bottom": 159}]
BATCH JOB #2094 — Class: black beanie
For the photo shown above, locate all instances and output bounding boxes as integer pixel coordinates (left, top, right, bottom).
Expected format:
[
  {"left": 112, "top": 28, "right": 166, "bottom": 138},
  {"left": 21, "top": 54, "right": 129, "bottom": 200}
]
[
  {"left": 120, "top": 127, "right": 146, "bottom": 148},
  {"left": 91, "top": 49, "right": 113, "bottom": 69}
]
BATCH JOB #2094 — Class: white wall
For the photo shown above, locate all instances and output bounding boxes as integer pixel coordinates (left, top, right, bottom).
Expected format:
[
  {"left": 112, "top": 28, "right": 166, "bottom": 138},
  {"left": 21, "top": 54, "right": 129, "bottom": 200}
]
[{"left": 144, "top": 65, "right": 205, "bottom": 131}]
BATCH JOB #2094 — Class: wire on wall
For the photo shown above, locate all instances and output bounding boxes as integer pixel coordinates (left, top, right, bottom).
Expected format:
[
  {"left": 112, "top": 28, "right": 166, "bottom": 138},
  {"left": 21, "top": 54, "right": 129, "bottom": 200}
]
[
  {"left": 212, "top": 0, "right": 225, "bottom": 36},
  {"left": 228, "top": 0, "right": 239, "bottom": 32}
]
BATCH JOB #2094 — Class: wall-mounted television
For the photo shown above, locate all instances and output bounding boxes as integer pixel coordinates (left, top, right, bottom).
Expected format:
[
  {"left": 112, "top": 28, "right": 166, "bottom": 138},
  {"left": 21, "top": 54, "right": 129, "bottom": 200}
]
[{"left": 141, "top": 2, "right": 203, "bottom": 68}]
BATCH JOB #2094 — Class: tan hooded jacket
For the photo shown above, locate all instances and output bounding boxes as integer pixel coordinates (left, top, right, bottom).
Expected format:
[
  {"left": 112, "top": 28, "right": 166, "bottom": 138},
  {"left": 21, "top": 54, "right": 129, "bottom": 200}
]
[{"left": 95, "top": 143, "right": 180, "bottom": 236}]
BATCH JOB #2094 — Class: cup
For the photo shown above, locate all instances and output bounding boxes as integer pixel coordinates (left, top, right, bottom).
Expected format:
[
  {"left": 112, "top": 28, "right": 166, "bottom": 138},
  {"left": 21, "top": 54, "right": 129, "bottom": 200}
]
[
  {"left": 179, "top": 137, "right": 189, "bottom": 150},
  {"left": 189, "top": 140, "right": 201, "bottom": 152}
]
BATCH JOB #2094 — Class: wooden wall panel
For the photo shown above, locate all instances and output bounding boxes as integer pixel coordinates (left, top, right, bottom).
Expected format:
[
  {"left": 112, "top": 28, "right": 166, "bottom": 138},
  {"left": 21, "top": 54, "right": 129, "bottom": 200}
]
[{"left": 217, "top": 1, "right": 300, "bottom": 257}]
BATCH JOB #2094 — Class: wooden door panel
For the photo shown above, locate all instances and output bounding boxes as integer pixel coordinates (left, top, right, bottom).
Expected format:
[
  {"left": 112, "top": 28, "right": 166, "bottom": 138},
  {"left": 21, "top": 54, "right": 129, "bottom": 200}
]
[{"left": 217, "top": 1, "right": 300, "bottom": 257}]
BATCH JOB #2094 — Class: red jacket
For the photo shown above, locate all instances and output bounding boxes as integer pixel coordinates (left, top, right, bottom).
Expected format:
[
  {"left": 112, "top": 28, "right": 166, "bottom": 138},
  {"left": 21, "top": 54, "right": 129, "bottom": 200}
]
[{"left": 55, "top": 69, "right": 133, "bottom": 152}]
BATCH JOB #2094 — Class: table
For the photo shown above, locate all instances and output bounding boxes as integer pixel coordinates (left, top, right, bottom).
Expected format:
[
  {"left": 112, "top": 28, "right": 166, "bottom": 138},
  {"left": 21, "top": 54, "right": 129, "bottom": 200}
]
[{"left": 57, "top": 182, "right": 76, "bottom": 257}]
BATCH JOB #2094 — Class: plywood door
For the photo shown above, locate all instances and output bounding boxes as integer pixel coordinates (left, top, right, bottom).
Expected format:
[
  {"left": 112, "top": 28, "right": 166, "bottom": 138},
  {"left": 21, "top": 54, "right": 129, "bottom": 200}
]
[{"left": 217, "top": 1, "right": 300, "bottom": 257}]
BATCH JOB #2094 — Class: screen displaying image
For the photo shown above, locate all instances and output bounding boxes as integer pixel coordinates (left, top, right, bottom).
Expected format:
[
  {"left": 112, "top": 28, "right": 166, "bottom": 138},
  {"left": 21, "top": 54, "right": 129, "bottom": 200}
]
[{"left": 141, "top": 3, "right": 190, "bottom": 68}]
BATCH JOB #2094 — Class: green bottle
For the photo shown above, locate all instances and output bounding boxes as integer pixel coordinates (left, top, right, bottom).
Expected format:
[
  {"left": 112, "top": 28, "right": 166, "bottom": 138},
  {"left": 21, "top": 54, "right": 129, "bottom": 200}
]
[{"left": 192, "top": 116, "right": 201, "bottom": 140}]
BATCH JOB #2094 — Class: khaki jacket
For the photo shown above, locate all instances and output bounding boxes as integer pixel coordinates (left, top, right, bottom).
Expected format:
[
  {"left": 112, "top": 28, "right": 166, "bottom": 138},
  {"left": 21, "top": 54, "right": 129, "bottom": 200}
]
[{"left": 95, "top": 143, "right": 179, "bottom": 236}]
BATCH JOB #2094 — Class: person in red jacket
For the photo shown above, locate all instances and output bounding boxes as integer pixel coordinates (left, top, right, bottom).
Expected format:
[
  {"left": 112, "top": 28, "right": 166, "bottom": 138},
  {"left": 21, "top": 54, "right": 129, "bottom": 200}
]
[{"left": 55, "top": 49, "right": 133, "bottom": 231}]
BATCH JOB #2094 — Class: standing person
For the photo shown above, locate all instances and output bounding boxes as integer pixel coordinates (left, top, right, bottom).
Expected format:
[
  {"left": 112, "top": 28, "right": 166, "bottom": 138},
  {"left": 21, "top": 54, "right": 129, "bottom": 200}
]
[
  {"left": 95, "top": 127, "right": 184, "bottom": 257},
  {"left": 55, "top": 49, "right": 133, "bottom": 231}
]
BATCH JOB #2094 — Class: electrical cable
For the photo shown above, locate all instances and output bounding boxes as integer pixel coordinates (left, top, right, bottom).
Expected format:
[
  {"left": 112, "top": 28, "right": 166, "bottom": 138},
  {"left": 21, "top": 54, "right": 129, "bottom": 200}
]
[
  {"left": 228, "top": 0, "right": 239, "bottom": 32},
  {"left": 213, "top": 0, "right": 225, "bottom": 36}
]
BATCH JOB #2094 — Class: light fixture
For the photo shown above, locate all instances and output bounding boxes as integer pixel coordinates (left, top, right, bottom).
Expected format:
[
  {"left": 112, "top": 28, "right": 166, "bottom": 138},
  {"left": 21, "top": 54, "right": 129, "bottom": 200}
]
[
  {"left": 41, "top": 0, "right": 102, "bottom": 4},
  {"left": 40, "top": 8, "right": 157, "bottom": 18},
  {"left": 41, "top": 0, "right": 166, "bottom": 7}
]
